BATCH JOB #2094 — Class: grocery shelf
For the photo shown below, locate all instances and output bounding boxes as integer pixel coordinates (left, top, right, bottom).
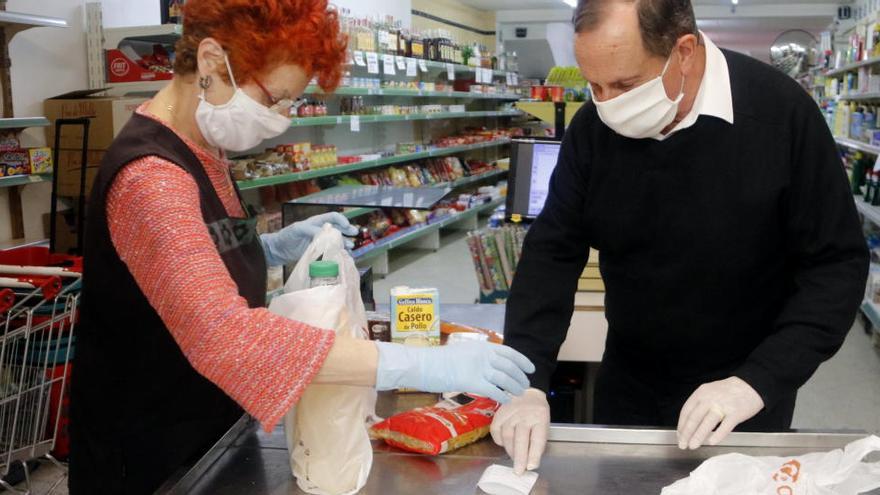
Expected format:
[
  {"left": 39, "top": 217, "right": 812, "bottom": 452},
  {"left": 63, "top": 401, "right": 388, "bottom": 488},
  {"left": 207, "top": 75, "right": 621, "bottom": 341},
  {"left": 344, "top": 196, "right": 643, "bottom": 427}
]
[
  {"left": 0, "top": 117, "right": 50, "bottom": 129},
  {"left": 440, "top": 169, "right": 508, "bottom": 188},
  {"left": 105, "top": 81, "right": 169, "bottom": 96},
  {"left": 860, "top": 299, "right": 880, "bottom": 330},
  {"left": 0, "top": 174, "right": 51, "bottom": 188},
  {"left": 837, "top": 92, "right": 880, "bottom": 101},
  {"left": 826, "top": 57, "right": 880, "bottom": 77},
  {"left": 304, "top": 85, "right": 520, "bottom": 100},
  {"left": 347, "top": 53, "right": 512, "bottom": 77},
  {"left": 288, "top": 110, "right": 522, "bottom": 128},
  {"left": 338, "top": 170, "right": 506, "bottom": 218},
  {"left": 354, "top": 197, "right": 505, "bottom": 262},
  {"left": 0, "top": 11, "right": 68, "bottom": 37},
  {"left": 854, "top": 196, "right": 880, "bottom": 225},
  {"left": 236, "top": 139, "right": 511, "bottom": 190},
  {"left": 104, "top": 24, "right": 182, "bottom": 47},
  {"left": 0, "top": 238, "right": 49, "bottom": 251},
  {"left": 292, "top": 185, "right": 450, "bottom": 210},
  {"left": 836, "top": 136, "right": 880, "bottom": 154},
  {"left": 343, "top": 207, "right": 380, "bottom": 219}
]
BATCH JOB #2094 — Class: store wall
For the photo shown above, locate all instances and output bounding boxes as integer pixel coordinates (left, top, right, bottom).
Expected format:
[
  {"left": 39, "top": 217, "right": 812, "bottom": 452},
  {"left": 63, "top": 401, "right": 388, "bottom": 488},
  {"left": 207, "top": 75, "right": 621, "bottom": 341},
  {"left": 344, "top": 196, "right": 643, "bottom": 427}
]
[
  {"left": 411, "top": 0, "right": 496, "bottom": 51},
  {"left": 1, "top": 0, "right": 91, "bottom": 244}
]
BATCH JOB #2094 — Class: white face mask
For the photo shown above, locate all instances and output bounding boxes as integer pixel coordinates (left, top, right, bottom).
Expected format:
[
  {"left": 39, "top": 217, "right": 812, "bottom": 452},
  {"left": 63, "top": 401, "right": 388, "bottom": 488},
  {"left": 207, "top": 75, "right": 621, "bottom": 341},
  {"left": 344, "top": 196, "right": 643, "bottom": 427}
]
[
  {"left": 593, "top": 54, "right": 684, "bottom": 139},
  {"left": 195, "top": 54, "right": 291, "bottom": 152}
]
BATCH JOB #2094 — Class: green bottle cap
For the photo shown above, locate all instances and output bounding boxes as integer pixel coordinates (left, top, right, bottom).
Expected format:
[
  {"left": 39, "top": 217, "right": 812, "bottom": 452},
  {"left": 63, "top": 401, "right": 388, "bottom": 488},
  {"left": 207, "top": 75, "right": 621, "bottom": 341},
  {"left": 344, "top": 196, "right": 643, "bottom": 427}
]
[{"left": 309, "top": 260, "right": 339, "bottom": 278}]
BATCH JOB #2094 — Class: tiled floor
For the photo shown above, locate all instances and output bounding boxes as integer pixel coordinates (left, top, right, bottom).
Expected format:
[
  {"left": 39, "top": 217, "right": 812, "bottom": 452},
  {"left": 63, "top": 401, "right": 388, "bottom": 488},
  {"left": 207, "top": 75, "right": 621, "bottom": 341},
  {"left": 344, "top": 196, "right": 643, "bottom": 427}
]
[{"left": 15, "top": 228, "right": 880, "bottom": 494}]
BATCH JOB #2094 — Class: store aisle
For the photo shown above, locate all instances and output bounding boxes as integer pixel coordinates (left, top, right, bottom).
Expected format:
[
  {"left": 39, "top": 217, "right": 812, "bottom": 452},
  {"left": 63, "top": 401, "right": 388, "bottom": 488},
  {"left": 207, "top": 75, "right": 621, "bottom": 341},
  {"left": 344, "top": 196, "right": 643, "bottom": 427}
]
[
  {"left": 373, "top": 228, "right": 483, "bottom": 305},
  {"left": 793, "top": 321, "right": 880, "bottom": 433}
]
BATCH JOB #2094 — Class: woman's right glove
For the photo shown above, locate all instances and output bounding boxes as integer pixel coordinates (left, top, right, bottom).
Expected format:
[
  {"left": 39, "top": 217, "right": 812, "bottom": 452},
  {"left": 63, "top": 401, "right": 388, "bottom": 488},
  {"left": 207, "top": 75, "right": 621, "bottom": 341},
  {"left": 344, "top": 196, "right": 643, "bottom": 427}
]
[{"left": 375, "top": 341, "right": 535, "bottom": 405}]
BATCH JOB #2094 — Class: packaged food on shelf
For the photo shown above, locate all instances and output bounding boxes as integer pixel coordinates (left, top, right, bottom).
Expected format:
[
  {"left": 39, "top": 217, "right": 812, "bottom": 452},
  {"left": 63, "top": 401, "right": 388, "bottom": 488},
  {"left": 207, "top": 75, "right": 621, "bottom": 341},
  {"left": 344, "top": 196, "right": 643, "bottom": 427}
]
[
  {"left": 0, "top": 150, "right": 30, "bottom": 177},
  {"left": 105, "top": 44, "right": 174, "bottom": 83},
  {"left": 28, "top": 148, "right": 53, "bottom": 175},
  {"left": 0, "top": 131, "right": 20, "bottom": 152}
]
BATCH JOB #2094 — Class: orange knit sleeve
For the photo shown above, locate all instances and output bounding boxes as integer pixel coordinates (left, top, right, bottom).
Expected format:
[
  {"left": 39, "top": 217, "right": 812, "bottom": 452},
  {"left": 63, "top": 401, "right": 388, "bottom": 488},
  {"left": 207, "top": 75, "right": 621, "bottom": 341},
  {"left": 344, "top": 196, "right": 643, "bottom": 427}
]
[{"left": 106, "top": 156, "right": 335, "bottom": 430}]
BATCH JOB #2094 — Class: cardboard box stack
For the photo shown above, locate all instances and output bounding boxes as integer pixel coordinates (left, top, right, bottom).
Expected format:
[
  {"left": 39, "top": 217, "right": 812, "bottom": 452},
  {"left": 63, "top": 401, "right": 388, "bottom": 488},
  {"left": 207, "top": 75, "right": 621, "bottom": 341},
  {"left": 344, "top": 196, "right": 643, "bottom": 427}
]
[
  {"left": 43, "top": 89, "right": 146, "bottom": 252},
  {"left": 43, "top": 89, "right": 146, "bottom": 198}
]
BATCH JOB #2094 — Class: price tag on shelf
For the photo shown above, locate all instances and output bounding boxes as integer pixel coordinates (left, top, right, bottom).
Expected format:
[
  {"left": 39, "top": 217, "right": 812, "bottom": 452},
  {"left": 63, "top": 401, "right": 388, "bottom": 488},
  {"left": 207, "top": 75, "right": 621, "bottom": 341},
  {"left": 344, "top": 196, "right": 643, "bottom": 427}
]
[
  {"left": 383, "top": 54, "right": 396, "bottom": 75},
  {"left": 353, "top": 51, "right": 366, "bottom": 67},
  {"left": 396, "top": 56, "right": 406, "bottom": 71},
  {"left": 447, "top": 63, "right": 455, "bottom": 81},
  {"left": 406, "top": 58, "right": 417, "bottom": 77},
  {"left": 350, "top": 115, "right": 360, "bottom": 133},
  {"left": 366, "top": 52, "right": 379, "bottom": 74},
  {"left": 506, "top": 72, "right": 513, "bottom": 86},
  {"left": 419, "top": 59, "right": 428, "bottom": 72},
  {"left": 475, "top": 68, "right": 484, "bottom": 84},
  {"left": 512, "top": 72, "right": 518, "bottom": 86},
  {"left": 484, "top": 68, "right": 493, "bottom": 84}
]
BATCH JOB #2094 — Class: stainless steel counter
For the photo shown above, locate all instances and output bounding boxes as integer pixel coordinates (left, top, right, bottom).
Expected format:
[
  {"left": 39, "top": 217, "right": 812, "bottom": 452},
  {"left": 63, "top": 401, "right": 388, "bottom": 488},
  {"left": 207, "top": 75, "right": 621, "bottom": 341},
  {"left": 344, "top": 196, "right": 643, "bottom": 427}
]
[{"left": 163, "top": 392, "right": 874, "bottom": 494}]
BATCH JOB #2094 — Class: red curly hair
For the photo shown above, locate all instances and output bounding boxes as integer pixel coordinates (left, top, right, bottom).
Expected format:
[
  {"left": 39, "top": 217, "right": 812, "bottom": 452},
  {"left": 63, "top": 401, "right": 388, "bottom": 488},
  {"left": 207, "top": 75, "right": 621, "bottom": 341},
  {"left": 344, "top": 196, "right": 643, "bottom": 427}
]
[{"left": 173, "top": 0, "right": 347, "bottom": 92}]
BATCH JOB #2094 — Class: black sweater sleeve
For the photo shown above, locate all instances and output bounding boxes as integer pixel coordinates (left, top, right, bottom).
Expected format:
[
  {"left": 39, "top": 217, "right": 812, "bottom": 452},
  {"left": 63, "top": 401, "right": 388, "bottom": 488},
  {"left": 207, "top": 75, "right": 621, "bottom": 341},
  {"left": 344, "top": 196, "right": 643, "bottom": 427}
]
[
  {"left": 734, "top": 95, "right": 869, "bottom": 408},
  {"left": 503, "top": 114, "right": 592, "bottom": 392}
]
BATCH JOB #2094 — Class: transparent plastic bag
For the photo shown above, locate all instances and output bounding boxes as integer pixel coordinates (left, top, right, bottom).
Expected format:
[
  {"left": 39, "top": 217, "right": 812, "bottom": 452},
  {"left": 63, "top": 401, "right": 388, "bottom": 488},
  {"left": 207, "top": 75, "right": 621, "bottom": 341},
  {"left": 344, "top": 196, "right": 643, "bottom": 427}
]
[
  {"left": 662, "top": 435, "right": 880, "bottom": 495},
  {"left": 268, "top": 224, "right": 376, "bottom": 495}
]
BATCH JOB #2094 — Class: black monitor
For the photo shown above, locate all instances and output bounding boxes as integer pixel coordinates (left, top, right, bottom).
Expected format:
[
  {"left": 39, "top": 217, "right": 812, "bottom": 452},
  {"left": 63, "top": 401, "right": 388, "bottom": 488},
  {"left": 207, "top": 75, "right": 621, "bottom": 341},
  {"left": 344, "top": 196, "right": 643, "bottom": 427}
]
[{"left": 506, "top": 139, "right": 562, "bottom": 221}]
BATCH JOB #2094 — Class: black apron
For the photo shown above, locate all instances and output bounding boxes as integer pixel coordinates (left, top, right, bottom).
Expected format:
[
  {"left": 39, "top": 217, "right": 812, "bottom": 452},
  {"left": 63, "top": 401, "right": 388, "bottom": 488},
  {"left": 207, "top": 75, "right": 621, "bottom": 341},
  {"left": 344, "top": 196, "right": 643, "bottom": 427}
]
[{"left": 69, "top": 113, "right": 267, "bottom": 494}]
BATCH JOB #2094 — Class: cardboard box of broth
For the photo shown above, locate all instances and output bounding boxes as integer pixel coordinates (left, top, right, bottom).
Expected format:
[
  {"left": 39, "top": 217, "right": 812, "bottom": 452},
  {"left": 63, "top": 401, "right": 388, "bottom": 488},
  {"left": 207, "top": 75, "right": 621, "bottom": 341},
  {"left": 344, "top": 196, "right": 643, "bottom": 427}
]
[{"left": 390, "top": 286, "right": 440, "bottom": 346}]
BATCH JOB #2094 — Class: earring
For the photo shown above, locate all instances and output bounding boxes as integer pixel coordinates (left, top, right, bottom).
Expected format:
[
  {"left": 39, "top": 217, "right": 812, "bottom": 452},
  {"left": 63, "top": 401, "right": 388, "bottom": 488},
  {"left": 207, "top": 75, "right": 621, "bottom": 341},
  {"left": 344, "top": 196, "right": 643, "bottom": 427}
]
[{"left": 199, "top": 75, "right": 212, "bottom": 90}]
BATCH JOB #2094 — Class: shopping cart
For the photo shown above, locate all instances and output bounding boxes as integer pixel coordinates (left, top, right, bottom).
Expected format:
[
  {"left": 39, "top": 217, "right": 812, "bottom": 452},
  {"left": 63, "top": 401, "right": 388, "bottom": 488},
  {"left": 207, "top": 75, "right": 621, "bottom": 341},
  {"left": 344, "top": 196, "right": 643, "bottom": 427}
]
[{"left": 0, "top": 248, "right": 81, "bottom": 494}]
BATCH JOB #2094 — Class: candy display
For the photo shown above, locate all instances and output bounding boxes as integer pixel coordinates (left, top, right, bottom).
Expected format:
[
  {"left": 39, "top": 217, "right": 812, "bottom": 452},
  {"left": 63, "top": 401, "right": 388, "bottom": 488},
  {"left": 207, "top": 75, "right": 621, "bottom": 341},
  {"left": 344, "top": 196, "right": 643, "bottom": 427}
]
[
  {"left": 0, "top": 147, "right": 57, "bottom": 179},
  {"left": 371, "top": 394, "right": 500, "bottom": 455}
]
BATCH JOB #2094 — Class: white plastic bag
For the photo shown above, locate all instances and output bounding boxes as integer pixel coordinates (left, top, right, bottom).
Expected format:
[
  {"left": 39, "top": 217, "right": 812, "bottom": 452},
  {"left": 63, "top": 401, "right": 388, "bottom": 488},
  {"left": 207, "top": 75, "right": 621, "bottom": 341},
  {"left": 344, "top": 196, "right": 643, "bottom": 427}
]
[
  {"left": 661, "top": 435, "right": 880, "bottom": 495},
  {"left": 268, "top": 224, "right": 376, "bottom": 495}
]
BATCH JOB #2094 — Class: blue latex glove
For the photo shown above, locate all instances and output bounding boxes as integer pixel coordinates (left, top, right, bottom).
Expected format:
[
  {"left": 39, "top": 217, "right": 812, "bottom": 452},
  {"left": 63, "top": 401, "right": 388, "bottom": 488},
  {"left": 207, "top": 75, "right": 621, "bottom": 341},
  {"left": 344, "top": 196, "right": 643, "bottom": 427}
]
[
  {"left": 260, "top": 212, "right": 359, "bottom": 267},
  {"left": 375, "top": 341, "right": 535, "bottom": 404}
]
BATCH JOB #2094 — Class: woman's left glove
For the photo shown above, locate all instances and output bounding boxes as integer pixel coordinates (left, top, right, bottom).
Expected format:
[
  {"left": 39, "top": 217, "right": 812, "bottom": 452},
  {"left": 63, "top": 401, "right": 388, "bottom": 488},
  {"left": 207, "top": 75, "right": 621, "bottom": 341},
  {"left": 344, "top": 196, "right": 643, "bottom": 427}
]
[{"left": 260, "top": 212, "right": 359, "bottom": 266}]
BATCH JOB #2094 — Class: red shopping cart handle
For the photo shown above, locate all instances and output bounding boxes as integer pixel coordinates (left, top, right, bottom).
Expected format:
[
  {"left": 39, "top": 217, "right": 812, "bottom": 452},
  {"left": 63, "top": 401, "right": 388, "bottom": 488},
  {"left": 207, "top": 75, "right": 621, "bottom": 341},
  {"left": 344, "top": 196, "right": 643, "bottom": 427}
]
[{"left": 0, "top": 289, "right": 13, "bottom": 314}]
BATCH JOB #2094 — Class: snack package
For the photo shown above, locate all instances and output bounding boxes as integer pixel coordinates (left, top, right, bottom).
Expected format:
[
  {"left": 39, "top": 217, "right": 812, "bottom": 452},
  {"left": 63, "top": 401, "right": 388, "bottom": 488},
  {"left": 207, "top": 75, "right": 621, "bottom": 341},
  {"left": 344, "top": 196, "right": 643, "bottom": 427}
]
[
  {"left": 28, "top": 148, "right": 53, "bottom": 174},
  {"left": 371, "top": 394, "right": 499, "bottom": 455}
]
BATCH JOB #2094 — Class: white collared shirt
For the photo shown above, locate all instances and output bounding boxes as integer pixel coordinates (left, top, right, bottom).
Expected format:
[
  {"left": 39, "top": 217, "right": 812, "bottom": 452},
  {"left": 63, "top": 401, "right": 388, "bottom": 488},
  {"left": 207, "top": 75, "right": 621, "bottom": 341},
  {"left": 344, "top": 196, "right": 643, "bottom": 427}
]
[{"left": 656, "top": 32, "right": 734, "bottom": 140}]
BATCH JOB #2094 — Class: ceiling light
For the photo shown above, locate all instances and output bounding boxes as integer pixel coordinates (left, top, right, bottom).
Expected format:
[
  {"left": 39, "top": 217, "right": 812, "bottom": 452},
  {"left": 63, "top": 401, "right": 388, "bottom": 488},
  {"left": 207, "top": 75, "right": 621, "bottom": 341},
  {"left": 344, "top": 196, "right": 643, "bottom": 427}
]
[
  {"left": 732, "top": 0, "right": 738, "bottom": 4},
  {"left": 562, "top": 0, "right": 577, "bottom": 7}
]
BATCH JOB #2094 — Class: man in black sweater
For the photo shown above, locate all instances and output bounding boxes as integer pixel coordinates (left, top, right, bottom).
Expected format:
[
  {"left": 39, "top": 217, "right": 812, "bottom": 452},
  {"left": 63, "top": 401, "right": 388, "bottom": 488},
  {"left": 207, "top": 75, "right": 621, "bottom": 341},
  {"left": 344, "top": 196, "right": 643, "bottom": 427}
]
[{"left": 490, "top": 0, "right": 869, "bottom": 475}]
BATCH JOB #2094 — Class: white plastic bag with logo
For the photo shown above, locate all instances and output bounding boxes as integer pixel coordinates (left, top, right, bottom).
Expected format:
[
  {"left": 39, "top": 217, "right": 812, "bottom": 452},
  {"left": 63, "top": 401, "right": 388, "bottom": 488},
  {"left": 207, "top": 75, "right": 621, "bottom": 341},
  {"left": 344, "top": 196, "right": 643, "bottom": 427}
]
[
  {"left": 268, "top": 224, "right": 376, "bottom": 495},
  {"left": 662, "top": 435, "right": 880, "bottom": 495}
]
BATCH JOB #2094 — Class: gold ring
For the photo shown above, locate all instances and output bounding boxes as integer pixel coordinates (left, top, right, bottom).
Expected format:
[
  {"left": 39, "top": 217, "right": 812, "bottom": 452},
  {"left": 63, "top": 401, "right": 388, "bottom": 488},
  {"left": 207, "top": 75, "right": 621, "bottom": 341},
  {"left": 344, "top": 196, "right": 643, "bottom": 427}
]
[{"left": 709, "top": 404, "right": 726, "bottom": 421}]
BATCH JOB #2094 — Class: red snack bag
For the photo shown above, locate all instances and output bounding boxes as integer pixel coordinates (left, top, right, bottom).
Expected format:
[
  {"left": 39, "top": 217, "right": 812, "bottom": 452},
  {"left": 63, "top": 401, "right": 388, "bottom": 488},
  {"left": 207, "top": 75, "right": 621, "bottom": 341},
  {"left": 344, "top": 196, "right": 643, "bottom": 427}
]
[{"left": 371, "top": 394, "right": 499, "bottom": 455}]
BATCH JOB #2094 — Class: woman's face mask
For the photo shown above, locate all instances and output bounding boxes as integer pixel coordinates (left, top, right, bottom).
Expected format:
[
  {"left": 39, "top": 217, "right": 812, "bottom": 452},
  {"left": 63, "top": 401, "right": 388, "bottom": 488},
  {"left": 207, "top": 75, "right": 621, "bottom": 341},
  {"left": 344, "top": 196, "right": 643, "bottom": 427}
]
[{"left": 195, "top": 54, "right": 292, "bottom": 152}]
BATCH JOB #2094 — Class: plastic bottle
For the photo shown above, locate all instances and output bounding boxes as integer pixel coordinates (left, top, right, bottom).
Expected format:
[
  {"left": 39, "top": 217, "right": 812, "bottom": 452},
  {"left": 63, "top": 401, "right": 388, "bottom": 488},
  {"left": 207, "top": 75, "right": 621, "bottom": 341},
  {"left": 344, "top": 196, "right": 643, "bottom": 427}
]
[
  {"left": 852, "top": 105, "right": 864, "bottom": 141},
  {"left": 309, "top": 260, "right": 340, "bottom": 288}
]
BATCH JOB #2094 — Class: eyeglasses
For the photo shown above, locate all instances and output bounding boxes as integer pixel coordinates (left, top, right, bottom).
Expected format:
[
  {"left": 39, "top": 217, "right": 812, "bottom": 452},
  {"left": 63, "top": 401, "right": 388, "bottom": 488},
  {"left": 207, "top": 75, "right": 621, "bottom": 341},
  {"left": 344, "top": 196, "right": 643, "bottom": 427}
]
[{"left": 253, "top": 78, "right": 304, "bottom": 117}]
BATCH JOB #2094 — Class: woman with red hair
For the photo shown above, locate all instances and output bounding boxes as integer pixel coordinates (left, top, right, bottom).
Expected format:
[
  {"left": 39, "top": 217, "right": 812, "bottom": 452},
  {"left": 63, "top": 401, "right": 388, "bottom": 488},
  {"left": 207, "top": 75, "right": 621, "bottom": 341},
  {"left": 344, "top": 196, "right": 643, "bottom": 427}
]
[{"left": 69, "top": 1, "right": 533, "bottom": 493}]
